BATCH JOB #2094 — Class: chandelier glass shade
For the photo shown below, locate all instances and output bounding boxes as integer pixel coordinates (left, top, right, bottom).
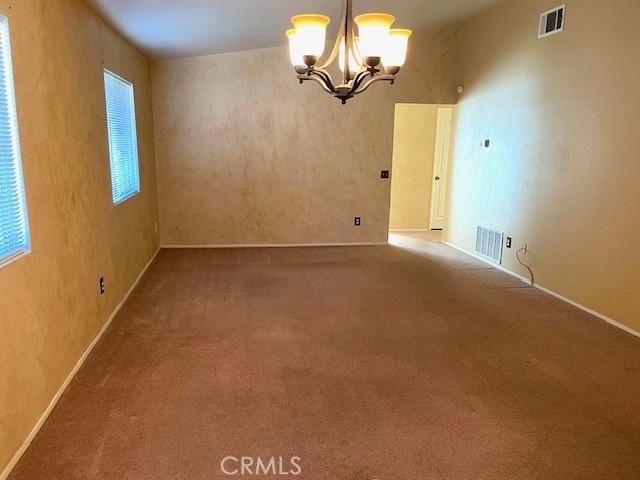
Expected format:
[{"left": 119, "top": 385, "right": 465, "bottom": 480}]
[{"left": 285, "top": 0, "right": 412, "bottom": 104}]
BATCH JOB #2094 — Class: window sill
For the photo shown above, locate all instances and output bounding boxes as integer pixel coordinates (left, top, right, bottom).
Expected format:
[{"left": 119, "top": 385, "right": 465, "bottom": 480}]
[
  {"left": 0, "top": 248, "right": 30, "bottom": 270},
  {"left": 113, "top": 189, "right": 140, "bottom": 206}
]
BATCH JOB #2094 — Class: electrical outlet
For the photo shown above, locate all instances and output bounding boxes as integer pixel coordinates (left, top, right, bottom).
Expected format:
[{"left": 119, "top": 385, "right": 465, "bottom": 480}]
[
  {"left": 380, "top": 170, "right": 389, "bottom": 179},
  {"left": 99, "top": 277, "right": 105, "bottom": 295},
  {"left": 354, "top": 217, "right": 361, "bottom": 226},
  {"left": 506, "top": 237, "right": 512, "bottom": 249}
]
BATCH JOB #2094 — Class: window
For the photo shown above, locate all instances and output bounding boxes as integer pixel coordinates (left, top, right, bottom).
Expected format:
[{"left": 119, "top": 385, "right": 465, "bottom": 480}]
[
  {"left": 0, "top": 16, "right": 30, "bottom": 267},
  {"left": 103, "top": 69, "right": 140, "bottom": 204}
]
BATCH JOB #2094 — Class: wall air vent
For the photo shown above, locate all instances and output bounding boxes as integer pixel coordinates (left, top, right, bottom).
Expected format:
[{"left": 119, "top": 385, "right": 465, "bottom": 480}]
[
  {"left": 539, "top": 5, "right": 565, "bottom": 38},
  {"left": 475, "top": 226, "right": 504, "bottom": 264}
]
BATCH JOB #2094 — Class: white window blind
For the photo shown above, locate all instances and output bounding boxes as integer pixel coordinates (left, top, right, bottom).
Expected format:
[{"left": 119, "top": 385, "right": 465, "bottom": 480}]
[
  {"left": 104, "top": 69, "right": 140, "bottom": 204},
  {"left": 0, "top": 16, "right": 30, "bottom": 266}
]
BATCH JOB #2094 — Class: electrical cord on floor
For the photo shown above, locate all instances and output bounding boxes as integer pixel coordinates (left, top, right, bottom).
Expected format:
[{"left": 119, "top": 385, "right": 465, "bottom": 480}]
[{"left": 516, "top": 247, "right": 534, "bottom": 287}]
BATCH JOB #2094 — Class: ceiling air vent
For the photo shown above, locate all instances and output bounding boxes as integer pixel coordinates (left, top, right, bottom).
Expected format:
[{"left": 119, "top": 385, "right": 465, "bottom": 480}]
[{"left": 538, "top": 5, "right": 565, "bottom": 38}]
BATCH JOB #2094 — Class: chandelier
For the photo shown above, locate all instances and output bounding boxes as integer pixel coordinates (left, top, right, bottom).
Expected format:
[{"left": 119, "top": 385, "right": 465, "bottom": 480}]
[{"left": 285, "top": 0, "right": 412, "bottom": 104}]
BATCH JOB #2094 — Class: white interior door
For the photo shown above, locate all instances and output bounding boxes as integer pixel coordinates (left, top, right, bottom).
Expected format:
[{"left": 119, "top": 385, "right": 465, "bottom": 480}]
[{"left": 429, "top": 107, "right": 453, "bottom": 230}]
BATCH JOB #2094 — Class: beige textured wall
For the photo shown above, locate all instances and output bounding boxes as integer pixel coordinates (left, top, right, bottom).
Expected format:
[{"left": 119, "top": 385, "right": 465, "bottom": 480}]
[
  {"left": 0, "top": 0, "right": 158, "bottom": 474},
  {"left": 445, "top": 0, "right": 640, "bottom": 332},
  {"left": 389, "top": 104, "right": 437, "bottom": 231},
  {"left": 152, "top": 28, "right": 458, "bottom": 245}
]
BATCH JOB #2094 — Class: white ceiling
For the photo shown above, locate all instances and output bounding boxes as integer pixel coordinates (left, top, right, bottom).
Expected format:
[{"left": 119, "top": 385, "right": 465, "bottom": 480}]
[{"left": 87, "top": 0, "right": 501, "bottom": 60}]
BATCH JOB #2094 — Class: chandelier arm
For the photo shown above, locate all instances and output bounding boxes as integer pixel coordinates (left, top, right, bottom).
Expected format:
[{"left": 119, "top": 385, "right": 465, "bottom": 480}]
[
  {"left": 297, "top": 76, "right": 333, "bottom": 94},
  {"left": 352, "top": 75, "right": 397, "bottom": 95},
  {"left": 351, "top": 19, "right": 362, "bottom": 65},
  {"left": 310, "top": 68, "right": 336, "bottom": 92},
  {"left": 347, "top": 70, "right": 372, "bottom": 95},
  {"left": 297, "top": 71, "right": 336, "bottom": 94},
  {"left": 318, "top": 0, "right": 348, "bottom": 69}
]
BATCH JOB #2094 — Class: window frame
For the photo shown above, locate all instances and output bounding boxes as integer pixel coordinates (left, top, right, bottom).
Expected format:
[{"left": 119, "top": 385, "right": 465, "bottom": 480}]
[
  {"left": 103, "top": 68, "right": 141, "bottom": 206},
  {"left": 0, "top": 14, "right": 30, "bottom": 269}
]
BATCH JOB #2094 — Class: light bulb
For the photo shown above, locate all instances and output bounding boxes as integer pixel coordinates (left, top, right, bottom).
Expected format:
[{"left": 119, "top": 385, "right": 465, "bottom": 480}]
[
  {"left": 383, "top": 28, "right": 412, "bottom": 69},
  {"left": 354, "top": 13, "right": 395, "bottom": 60},
  {"left": 339, "top": 38, "right": 362, "bottom": 74},
  {"left": 290, "top": 14, "right": 331, "bottom": 61},
  {"left": 286, "top": 28, "right": 304, "bottom": 67}
]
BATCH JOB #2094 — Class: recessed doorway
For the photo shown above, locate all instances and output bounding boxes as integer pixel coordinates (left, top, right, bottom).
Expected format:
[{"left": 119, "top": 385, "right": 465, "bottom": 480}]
[{"left": 388, "top": 104, "right": 455, "bottom": 235}]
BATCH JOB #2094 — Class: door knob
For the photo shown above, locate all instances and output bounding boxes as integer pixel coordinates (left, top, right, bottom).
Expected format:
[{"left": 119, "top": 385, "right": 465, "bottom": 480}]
[{"left": 435, "top": 176, "right": 440, "bottom": 180}]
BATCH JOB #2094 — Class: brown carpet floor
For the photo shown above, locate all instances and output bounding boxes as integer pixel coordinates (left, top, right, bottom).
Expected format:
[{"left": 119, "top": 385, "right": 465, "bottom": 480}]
[{"left": 8, "top": 236, "right": 640, "bottom": 480}]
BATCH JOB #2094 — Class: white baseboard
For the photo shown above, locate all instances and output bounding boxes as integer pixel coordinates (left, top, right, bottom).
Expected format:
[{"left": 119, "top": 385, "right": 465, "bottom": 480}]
[
  {"left": 441, "top": 240, "right": 640, "bottom": 339},
  {"left": 161, "top": 242, "right": 388, "bottom": 249},
  {"left": 0, "top": 247, "right": 161, "bottom": 480},
  {"left": 389, "top": 229, "right": 431, "bottom": 233}
]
